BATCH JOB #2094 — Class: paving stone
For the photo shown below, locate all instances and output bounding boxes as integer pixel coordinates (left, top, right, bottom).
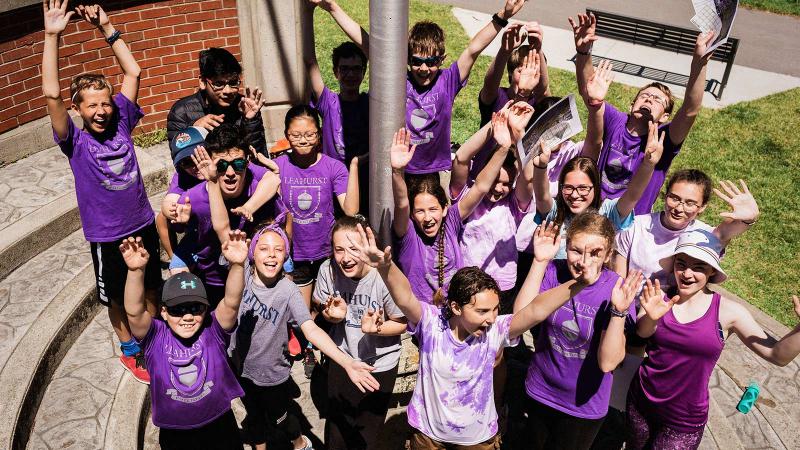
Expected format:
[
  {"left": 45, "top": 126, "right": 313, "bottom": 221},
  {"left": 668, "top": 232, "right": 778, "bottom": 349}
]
[{"left": 37, "top": 417, "right": 103, "bottom": 450}]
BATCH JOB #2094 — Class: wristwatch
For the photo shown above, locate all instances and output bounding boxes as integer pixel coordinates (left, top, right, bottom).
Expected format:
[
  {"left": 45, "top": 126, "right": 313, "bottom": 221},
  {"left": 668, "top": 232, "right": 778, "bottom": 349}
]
[{"left": 492, "top": 13, "right": 509, "bottom": 28}]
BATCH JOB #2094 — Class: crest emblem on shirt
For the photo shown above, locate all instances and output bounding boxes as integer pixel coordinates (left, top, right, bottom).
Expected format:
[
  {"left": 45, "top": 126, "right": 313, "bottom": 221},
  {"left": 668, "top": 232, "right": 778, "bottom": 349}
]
[
  {"left": 288, "top": 185, "right": 322, "bottom": 223},
  {"left": 165, "top": 348, "right": 213, "bottom": 403},
  {"left": 549, "top": 302, "right": 595, "bottom": 360},
  {"left": 91, "top": 138, "right": 139, "bottom": 191}
]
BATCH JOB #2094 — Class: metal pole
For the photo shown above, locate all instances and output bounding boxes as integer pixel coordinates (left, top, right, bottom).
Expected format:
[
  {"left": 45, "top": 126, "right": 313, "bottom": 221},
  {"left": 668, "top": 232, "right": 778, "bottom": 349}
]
[{"left": 369, "top": 0, "right": 408, "bottom": 245}]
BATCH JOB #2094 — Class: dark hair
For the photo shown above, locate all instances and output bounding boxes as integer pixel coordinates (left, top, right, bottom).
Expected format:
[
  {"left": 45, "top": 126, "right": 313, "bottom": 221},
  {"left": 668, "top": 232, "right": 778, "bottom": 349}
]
[
  {"left": 555, "top": 156, "right": 602, "bottom": 227},
  {"left": 331, "top": 214, "right": 370, "bottom": 247},
  {"left": 443, "top": 267, "right": 500, "bottom": 319},
  {"left": 635, "top": 82, "right": 675, "bottom": 114},
  {"left": 665, "top": 169, "right": 713, "bottom": 206},
  {"left": 565, "top": 212, "right": 616, "bottom": 258},
  {"left": 332, "top": 42, "right": 367, "bottom": 71},
  {"left": 284, "top": 104, "right": 321, "bottom": 134},
  {"left": 408, "top": 21, "right": 446, "bottom": 57},
  {"left": 205, "top": 123, "right": 245, "bottom": 155},
  {"left": 199, "top": 47, "right": 242, "bottom": 79},
  {"left": 407, "top": 173, "right": 449, "bottom": 211}
]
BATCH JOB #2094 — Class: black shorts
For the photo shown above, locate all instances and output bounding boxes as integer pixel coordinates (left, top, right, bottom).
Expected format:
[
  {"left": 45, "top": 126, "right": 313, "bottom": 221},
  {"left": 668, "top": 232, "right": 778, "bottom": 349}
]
[
  {"left": 90, "top": 221, "right": 162, "bottom": 307},
  {"left": 158, "top": 409, "right": 242, "bottom": 450},
  {"left": 239, "top": 377, "right": 302, "bottom": 446},
  {"left": 290, "top": 257, "right": 326, "bottom": 286}
]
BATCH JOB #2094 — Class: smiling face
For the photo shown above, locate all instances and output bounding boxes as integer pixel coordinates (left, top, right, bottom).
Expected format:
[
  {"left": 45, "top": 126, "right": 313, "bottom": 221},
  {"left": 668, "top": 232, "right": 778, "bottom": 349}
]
[
  {"left": 408, "top": 52, "right": 443, "bottom": 87},
  {"left": 673, "top": 253, "right": 715, "bottom": 297},
  {"left": 334, "top": 55, "right": 366, "bottom": 92},
  {"left": 412, "top": 192, "right": 447, "bottom": 238},
  {"left": 630, "top": 86, "right": 671, "bottom": 124},
  {"left": 561, "top": 169, "right": 597, "bottom": 215},
  {"left": 200, "top": 73, "right": 240, "bottom": 108},
  {"left": 211, "top": 148, "right": 248, "bottom": 199},
  {"left": 565, "top": 232, "right": 612, "bottom": 281},
  {"left": 253, "top": 231, "right": 287, "bottom": 283},
  {"left": 285, "top": 116, "right": 320, "bottom": 157},
  {"left": 160, "top": 303, "right": 206, "bottom": 339},
  {"left": 487, "top": 167, "right": 513, "bottom": 203},
  {"left": 74, "top": 87, "right": 114, "bottom": 134},
  {"left": 662, "top": 181, "right": 708, "bottom": 230},
  {"left": 332, "top": 228, "right": 369, "bottom": 279},
  {"left": 450, "top": 289, "right": 500, "bottom": 339}
]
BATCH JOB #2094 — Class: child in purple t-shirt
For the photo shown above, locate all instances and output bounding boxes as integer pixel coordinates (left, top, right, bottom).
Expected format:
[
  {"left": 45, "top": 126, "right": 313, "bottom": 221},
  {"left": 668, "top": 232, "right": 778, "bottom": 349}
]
[
  {"left": 348, "top": 223, "right": 600, "bottom": 449},
  {"left": 314, "top": 0, "right": 527, "bottom": 174},
  {"left": 42, "top": 1, "right": 158, "bottom": 384},
  {"left": 513, "top": 214, "right": 642, "bottom": 449},
  {"left": 571, "top": 13, "right": 715, "bottom": 215},
  {"left": 120, "top": 230, "right": 249, "bottom": 450}
]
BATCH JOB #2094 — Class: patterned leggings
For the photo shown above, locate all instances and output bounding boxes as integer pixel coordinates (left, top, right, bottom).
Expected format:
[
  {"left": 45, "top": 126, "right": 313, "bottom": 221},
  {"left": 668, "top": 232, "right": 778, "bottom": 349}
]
[{"left": 625, "top": 395, "right": 705, "bottom": 450}]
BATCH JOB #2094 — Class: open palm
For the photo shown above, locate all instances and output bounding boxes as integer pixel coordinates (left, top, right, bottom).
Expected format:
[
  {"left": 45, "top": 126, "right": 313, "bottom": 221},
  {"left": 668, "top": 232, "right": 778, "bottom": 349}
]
[
  {"left": 640, "top": 279, "right": 678, "bottom": 321},
  {"left": 389, "top": 128, "right": 416, "bottom": 170}
]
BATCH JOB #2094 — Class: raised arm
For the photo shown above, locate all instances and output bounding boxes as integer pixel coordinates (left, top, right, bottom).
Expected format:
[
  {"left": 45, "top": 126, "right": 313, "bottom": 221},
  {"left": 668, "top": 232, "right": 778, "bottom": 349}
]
[
  {"left": 450, "top": 121, "right": 494, "bottom": 197},
  {"left": 526, "top": 22, "right": 551, "bottom": 98},
  {"left": 511, "top": 279, "right": 586, "bottom": 339},
  {"left": 232, "top": 170, "right": 280, "bottom": 223},
  {"left": 531, "top": 140, "right": 555, "bottom": 215},
  {"left": 598, "top": 270, "right": 643, "bottom": 372},
  {"left": 191, "top": 147, "right": 231, "bottom": 243},
  {"left": 458, "top": 111, "right": 512, "bottom": 219},
  {"left": 338, "top": 156, "right": 360, "bottom": 215},
  {"left": 616, "top": 122, "right": 664, "bottom": 218},
  {"left": 507, "top": 101, "right": 536, "bottom": 207},
  {"left": 726, "top": 295, "right": 800, "bottom": 367},
  {"left": 479, "top": 24, "right": 524, "bottom": 105},
  {"left": 310, "top": 0, "right": 369, "bottom": 56},
  {"left": 76, "top": 4, "right": 141, "bottom": 103},
  {"left": 636, "top": 278, "right": 678, "bottom": 339},
  {"left": 349, "top": 224, "right": 423, "bottom": 325},
  {"left": 361, "top": 308, "right": 408, "bottom": 336},
  {"left": 42, "top": 0, "right": 74, "bottom": 140},
  {"left": 304, "top": 1, "right": 325, "bottom": 99},
  {"left": 568, "top": 13, "right": 598, "bottom": 98},
  {"left": 457, "top": 0, "right": 526, "bottom": 82},
  {"left": 580, "top": 60, "right": 614, "bottom": 161},
  {"left": 669, "top": 31, "right": 714, "bottom": 145},
  {"left": 120, "top": 236, "right": 153, "bottom": 340},
  {"left": 214, "top": 230, "right": 248, "bottom": 330},
  {"left": 513, "top": 221, "right": 559, "bottom": 313},
  {"left": 712, "top": 179, "right": 760, "bottom": 246},
  {"left": 389, "top": 129, "right": 415, "bottom": 238}
]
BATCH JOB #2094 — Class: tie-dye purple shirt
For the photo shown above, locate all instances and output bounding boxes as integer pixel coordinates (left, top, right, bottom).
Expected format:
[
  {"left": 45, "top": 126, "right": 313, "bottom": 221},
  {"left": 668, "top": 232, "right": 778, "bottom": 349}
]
[{"left": 407, "top": 303, "right": 519, "bottom": 445}]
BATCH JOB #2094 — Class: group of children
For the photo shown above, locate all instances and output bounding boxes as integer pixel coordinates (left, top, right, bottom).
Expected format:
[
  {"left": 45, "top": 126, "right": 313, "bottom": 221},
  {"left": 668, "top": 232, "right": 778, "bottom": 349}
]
[{"left": 40, "top": 0, "right": 800, "bottom": 449}]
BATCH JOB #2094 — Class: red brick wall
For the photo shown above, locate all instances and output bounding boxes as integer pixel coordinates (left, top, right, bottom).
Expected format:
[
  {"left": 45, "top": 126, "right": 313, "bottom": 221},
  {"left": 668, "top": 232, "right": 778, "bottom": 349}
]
[{"left": 0, "top": 0, "right": 241, "bottom": 135}]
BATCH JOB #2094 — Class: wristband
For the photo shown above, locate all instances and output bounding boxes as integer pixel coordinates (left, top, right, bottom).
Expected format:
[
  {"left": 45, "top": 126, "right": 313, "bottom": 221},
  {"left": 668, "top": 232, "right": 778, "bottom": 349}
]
[
  {"left": 533, "top": 162, "right": 547, "bottom": 170},
  {"left": 609, "top": 305, "right": 628, "bottom": 318},
  {"left": 106, "top": 30, "right": 122, "bottom": 46},
  {"left": 491, "top": 13, "right": 509, "bottom": 28}
]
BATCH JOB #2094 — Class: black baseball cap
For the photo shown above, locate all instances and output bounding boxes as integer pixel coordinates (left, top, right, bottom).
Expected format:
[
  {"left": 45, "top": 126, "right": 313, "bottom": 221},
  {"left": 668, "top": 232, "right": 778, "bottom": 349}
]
[{"left": 162, "top": 272, "right": 209, "bottom": 307}]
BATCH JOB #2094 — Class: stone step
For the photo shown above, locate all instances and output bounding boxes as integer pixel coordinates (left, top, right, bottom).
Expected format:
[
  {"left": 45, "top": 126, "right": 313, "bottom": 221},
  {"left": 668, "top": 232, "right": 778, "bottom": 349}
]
[{"left": 0, "top": 142, "right": 172, "bottom": 281}]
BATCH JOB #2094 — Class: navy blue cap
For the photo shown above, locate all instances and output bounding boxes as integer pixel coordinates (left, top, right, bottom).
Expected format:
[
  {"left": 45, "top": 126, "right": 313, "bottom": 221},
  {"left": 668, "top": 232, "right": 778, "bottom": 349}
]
[{"left": 170, "top": 126, "right": 208, "bottom": 167}]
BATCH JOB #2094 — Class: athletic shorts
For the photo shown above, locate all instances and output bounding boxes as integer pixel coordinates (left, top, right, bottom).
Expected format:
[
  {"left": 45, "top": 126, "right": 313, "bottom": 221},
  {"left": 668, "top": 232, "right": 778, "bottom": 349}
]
[
  {"left": 90, "top": 221, "right": 162, "bottom": 307},
  {"left": 290, "top": 257, "right": 326, "bottom": 286}
]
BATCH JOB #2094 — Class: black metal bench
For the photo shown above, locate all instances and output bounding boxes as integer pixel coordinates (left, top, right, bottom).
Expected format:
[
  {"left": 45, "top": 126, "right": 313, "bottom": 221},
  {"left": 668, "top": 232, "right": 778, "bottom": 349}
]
[{"left": 581, "top": 9, "right": 739, "bottom": 100}]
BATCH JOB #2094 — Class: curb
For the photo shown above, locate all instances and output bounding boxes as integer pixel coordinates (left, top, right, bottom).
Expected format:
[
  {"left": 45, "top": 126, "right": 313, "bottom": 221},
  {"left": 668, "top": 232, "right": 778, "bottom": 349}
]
[{"left": 105, "top": 372, "right": 150, "bottom": 450}]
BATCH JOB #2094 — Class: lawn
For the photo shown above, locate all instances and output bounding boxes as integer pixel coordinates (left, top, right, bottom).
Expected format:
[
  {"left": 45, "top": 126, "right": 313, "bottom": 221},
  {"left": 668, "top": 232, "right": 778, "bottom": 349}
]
[
  {"left": 314, "top": 0, "right": 800, "bottom": 327},
  {"left": 741, "top": 0, "right": 800, "bottom": 16}
]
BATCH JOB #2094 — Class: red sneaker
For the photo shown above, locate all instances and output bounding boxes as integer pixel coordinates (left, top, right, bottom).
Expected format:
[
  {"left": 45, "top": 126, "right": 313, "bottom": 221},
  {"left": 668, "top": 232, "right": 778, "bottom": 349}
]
[
  {"left": 120, "top": 352, "right": 150, "bottom": 385},
  {"left": 288, "top": 326, "right": 302, "bottom": 359}
]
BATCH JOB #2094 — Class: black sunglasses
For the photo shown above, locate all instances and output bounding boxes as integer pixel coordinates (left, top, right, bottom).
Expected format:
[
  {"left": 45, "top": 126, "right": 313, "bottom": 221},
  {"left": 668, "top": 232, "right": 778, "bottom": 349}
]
[
  {"left": 409, "top": 55, "right": 444, "bottom": 67},
  {"left": 166, "top": 302, "right": 206, "bottom": 317},
  {"left": 216, "top": 158, "right": 248, "bottom": 174}
]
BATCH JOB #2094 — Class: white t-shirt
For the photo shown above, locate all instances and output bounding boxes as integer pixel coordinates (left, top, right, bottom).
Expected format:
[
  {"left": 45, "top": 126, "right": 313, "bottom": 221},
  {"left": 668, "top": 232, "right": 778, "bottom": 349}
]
[{"left": 407, "top": 303, "right": 519, "bottom": 445}]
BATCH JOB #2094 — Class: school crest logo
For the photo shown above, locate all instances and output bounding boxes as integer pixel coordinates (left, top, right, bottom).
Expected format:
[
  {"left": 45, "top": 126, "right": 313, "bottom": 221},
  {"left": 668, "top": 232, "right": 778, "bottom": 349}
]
[
  {"left": 549, "top": 302, "right": 595, "bottom": 360},
  {"left": 289, "top": 185, "right": 322, "bottom": 224},
  {"left": 92, "top": 138, "right": 139, "bottom": 191},
  {"left": 165, "top": 348, "right": 213, "bottom": 403}
]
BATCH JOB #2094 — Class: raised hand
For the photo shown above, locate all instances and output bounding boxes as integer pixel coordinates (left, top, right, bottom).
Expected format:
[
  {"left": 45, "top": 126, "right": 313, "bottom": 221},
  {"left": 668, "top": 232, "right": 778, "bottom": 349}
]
[
  {"left": 389, "top": 128, "right": 416, "bottom": 170},
  {"left": 231, "top": 205, "right": 254, "bottom": 222},
  {"left": 532, "top": 138, "right": 553, "bottom": 168},
  {"left": 43, "top": 0, "right": 75, "bottom": 36},
  {"left": 163, "top": 199, "right": 178, "bottom": 221},
  {"left": 501, "top": 0, "right": 526, "bottom": 20},
  {"left": 361, "top": 308, "right": 384, "bottom": 334},
  {"left": 525, "top": 21, "right": 544, "bottom": 51},
  {"left": 568, "top": 13, "right": 598, "bottom": 54},
  {"left": 491, "top": 108, "right": 513, "bottom": 148},
  {"left": 715, "top": 180, "right": 759, "bottom": 224},
  {"left": 694, "top": 30, "right": 715, "bottom": 63},
  {"left": 119, "top": 236, "right": 150, "bottom": 271},
  {"left": 507, "top": 101, "right": 534, "bottom": 143},
  {"left": 221, "top": 230, "right": 249, "bottom": 265},
  {"left": 324, "top": 295, "right": 347, "bottom": 322},
  {"left": 194, "top": 113, "right": 225, "bottom": 131},
  {"left": 517, "top": 50, "right": 541, "bottom": 98},
  {"left": 585, "top": 59, "right": 615, "bottom": 105},
  {"left": 610, "top": 270, "right": 643, "bottom": 312},
  {"left": 238, "top": 86, "right": 265, "bottom": 120},
  {"left": 643, "top": 121, "right": 665, "bottom": 165},
  {"left": 501, "top": 23, "right": 525, "bottom": 53},
  {"left": 190, "top": 145, "right": 217, "bottom": 182},
  {"left": 532, "top": 221, "right": 561, "bottom": 263},
  {"left": 249, "top": 145, "right": 280, "bottom": 174},
  {"left": 640, "top": 278, "right": 678, "bottom": 321},
  {"left": 172, "top": 196, "right": 191, "bottom": 224},
  {"left": 345, "top": 360, "right": 380, "bottom": 393},
  {"left": 74, "top": 4, "right": 109, "bottom": 29},
  {"left": 347, "top": 224, "right": 392, "bottom": 269}
]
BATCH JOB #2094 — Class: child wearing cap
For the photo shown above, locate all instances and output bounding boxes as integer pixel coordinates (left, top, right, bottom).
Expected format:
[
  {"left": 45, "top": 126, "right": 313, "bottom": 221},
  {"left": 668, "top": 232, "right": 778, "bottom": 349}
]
[
  {"left": 120, "top": 230, "right": 250, "bottom": 450},
  {"left": 627, "top": 230, "right": 800, "bottom": 450}
]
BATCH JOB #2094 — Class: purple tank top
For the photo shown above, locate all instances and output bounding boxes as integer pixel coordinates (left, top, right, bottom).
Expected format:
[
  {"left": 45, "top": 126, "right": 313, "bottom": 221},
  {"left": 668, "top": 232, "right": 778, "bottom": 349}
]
[{"left": 633, "top": 292, "right": 724, "bottom": 431}]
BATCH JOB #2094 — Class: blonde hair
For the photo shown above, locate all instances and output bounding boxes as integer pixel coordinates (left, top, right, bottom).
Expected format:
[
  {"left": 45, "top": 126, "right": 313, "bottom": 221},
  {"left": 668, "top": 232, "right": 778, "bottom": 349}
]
[{"left": 70, "top": 73, "right": 113, "bottom": 105}]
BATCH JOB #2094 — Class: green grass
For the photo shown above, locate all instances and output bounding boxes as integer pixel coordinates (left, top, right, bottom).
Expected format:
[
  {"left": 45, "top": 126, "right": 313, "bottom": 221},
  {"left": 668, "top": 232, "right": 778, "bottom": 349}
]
[
  {"left": 741, "top": 0, "right": 800, "bottom": 16},
  {"left": 320, "top": 0, "right": 800, "bottom": 327},
  {"left": 133, "top": 128, "right": 167, "bottom": 148}
]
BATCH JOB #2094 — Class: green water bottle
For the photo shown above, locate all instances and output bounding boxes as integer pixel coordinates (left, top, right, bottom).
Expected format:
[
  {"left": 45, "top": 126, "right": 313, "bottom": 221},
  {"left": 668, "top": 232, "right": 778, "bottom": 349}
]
[{"left": 736, "top": 382, "right": 760, "bottom": 414}]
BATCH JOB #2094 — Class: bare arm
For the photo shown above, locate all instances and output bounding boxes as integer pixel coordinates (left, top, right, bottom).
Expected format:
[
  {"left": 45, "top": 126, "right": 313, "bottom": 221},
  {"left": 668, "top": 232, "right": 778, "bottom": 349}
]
[
  {"left": 457, "top": 0, "right": 526, "bottom": 82},
  {"left": 598, "top": 271, "right": 642, "bottom": 372},
  {"left": 459, "top": 145, "right": 510, "bottom": 219},
  {"left": 300, "top": 320, "right": 380, "bottom": 392},
  {"left": 311, "top": 0, "right": 369, "bottom": 55},
  {"left": 581, "top": 59, "right": 615, "bottom": 161},
  {"left": 191, "top": 147, "right": 231, "bottom": 243},
  {"left": 389, "top": 129, "right": 414, "bottom": 238},
  {"left": 510, "top": 279, "right": 586, "bottom": 339},
  {"left": 304, "top": 2, "right": 325, "bottom": 99},
  {"left": 726, "top": 296, "right": 800, "bottom": 367},
  {"left": 479, "top": 25, "right": 522, "bottom": 105},
  {"left": 450, "top": 122, "right": 493, "bottom": 197},
  {"left": 668, "top": 32, "right": 713, "bottom": 145},
  {"left": 531, "top": 142, "right": 554, "bottom": 216},
  {"left": 337, "top": 156, "right": 360, "bottom": 215},
  {"left": 215, "top": 231, "right": 249, "bottom": 330},
  {"left": 568, "top": 13, "right": 598, "bottom": 98},
  {"left": 513, "top": 221, "right": 560, "bottom": 313},
  {"left": 636, "top": 279, "right": 678, "bottom": 339},
  {"left": 42, "top": 0, "right": 74, "bottom": 141},
  {"left": 234, "top": 171, "right": 281, "bottom": 223},
  {"left": 361, "top": 309, "right": 408, "bottom": 336},
  {"left": 120, "top": 237, "right": 153, "bottom": 340},
  {"left": 616, "top": 122, "right": 663, "bottom": 218},
  {"left": 613, "top": 252, "right": 627, "bottom": 278}
]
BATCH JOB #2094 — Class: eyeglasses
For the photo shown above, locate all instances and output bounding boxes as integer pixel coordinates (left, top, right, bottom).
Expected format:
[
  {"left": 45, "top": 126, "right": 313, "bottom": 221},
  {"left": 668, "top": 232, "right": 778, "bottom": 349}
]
[
  {"left": 207, "top": 78, "right": 241, "bottom": 91},
  {"left": 287, "top": 131, "right": 319, "bottom": 141},
  {"left": 337, "top": 64, "right": 365, "bottom": 74},
  {"left": 561, "top": 184, "right": 594, "bottom": 196},
  {"left": 216, "top": 158, "right": 248, "bottom": 173},
  {"left": 637, "top": 91, "right": 668, "bottom": 108},
  {"left": 166, "top": 302, "right": 206, "bottom": 317},
  {"left": 409, "top": 55, "right": 444, "bottom": 68},
  {"left": 665, "top": 193, "right": 700, "bottom": 211}
]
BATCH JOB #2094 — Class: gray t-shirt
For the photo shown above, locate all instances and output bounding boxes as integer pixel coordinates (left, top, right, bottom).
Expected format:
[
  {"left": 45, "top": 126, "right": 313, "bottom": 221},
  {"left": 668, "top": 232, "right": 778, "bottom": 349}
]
[
  {"left": 313, "top": 259, "right": 403, "bottom": 372},
  {"left": 230, "top": 263, "right": 311, "bottom": 386}
]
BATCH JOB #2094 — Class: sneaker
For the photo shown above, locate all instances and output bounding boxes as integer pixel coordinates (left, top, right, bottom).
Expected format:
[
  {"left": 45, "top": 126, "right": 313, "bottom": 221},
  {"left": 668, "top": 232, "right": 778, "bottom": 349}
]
[
  {"left": 303, "top": 348, "right": 317, "bottom": 379},
  {"left": 295, "top": 435, "right": 314, "bottom": 450},
  {"left": 120, "top": 352, "right": 150, "bottom": 384}
]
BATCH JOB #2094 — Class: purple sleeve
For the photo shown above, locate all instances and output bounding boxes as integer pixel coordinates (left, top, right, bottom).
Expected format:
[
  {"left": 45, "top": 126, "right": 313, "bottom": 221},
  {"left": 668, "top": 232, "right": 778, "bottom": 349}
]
[
  {"left": 136, "top": 318, "right": 163, "bottom": 353},
  {"left": 249, "top": 162, "right": 268, "bottom": 181},
  {"left": 53, "top": 116, "right": 78, "bottom": 157},
  {"left": 311, "top": 86, "right": 333, "bottom": 115},
  {"left": 407, "top": 301, "right": 434, "bottom": 335},
  {"left": 492, "top": 314, "right": 520, "bottom": 349},
  {"left": 602, "top": 102, "right": 626, "bottom": 133},
  {"left": 330, "top": 158, "right": 349, "bottom": 196},
  {"left": 540, "top": 260, "right": 560, "bottom": 292},
  {"left": 447, "top": 200, "right": 464, "bottom": 233},
  {"left": 113, "top": 93, "right": 144, "bottom": 136},
  {"left": 444, "top": 62, "right": 468, "bottom": 96},
  {"left": 167, "top": 173, "right": 184, "bottom": 196}
]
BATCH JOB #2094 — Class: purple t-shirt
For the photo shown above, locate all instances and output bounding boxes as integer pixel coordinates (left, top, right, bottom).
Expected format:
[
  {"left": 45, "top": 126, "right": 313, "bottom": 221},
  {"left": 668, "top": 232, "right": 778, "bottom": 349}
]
[
  {"left": 275, "top": 154, "right": 349, "bottom": 261},
  {"left": 185, "top": 164, "right": 280, "bottom": 286},
  {"left": 394, "top": 206, "right": 464, "bottom": 304},
  {"left": 405, "top": 63, "right": 468, "bottom": 174},
  {"left": 310, "top": 86, "right": 369, "bottom": 163},
  {"left": 598, "top": 102, "right": 682, "bottom": 215},
  {"left": 167, "top": 171, "right": 202, "bottom": 197},
  {"left": 55, "top": 93, "right": 153, "bottom": 242},
  {"left": 140, "top": 312, "right": 244, "bottom": 429},
  {"left": 524, "top": 260, "right": 636, "bottom": 419},
  {"left": 407, "top": 303, "right": 519, "bottom": 445}
]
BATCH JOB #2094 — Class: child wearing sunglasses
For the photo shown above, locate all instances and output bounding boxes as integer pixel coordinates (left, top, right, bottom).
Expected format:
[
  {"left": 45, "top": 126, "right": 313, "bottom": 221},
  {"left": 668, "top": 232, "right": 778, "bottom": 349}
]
[{"left": 120, "top": 230, "right": 250, "bottom": 450}]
